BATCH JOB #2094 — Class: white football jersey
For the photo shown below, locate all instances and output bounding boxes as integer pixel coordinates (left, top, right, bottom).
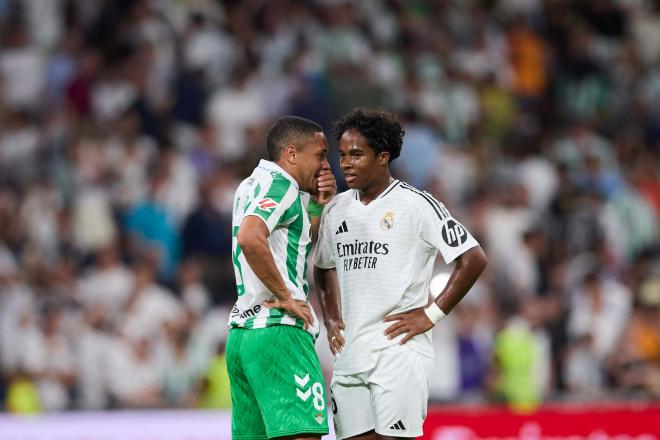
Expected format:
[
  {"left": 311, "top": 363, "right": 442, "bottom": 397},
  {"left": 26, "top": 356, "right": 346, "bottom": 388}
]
[{"left": 315, "top": 180, "right": 479, "bottom": 375}]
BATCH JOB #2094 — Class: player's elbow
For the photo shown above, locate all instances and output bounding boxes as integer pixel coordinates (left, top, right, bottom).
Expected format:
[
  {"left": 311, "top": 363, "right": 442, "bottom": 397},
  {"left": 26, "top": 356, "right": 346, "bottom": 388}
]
[
  {"left": 471, "top": 246, "right": 488, "bottom": 274},
  {"left": 464, "top": 246, "right": 488, "bottom": 276}
]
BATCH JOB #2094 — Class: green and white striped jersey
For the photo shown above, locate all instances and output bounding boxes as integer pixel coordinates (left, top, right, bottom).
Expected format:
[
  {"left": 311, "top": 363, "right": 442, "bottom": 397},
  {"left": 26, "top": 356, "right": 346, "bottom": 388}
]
[{"left": 228, "top": 160, "right": 319, "bottom": 337}]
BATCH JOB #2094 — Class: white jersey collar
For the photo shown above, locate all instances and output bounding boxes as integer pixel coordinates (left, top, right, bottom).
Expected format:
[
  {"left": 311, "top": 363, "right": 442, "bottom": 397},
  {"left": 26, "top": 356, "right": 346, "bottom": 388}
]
[{"left": 354, "top": 179, "right": 400, "bottom": 202}]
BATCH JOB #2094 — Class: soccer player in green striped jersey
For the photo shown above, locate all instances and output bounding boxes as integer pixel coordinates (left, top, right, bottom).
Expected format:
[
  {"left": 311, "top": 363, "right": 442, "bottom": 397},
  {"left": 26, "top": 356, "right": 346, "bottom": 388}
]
[{"left": 227, "top": 116, "right": 336, "bottom": 440}]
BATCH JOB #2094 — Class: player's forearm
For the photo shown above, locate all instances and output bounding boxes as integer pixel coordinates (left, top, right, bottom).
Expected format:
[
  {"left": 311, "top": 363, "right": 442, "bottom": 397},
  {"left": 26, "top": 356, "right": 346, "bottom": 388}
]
[
  {"left": 314, "top": 266, "right": 342, "bottom": 322},
  {"left": 310, "top": 215, "right": 321, "bottom": 243},
  {"left": 240, "top": 235, "right": 292, "bottom": 301},
  {"left": 435, "top": 246, "right": 487, "bottom": 314}
]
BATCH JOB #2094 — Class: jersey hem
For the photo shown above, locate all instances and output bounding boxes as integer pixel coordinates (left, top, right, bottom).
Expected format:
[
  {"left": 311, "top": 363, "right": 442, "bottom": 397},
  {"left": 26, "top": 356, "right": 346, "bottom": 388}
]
[
  {"left": 332, "top": 364, "right": 376, "bottom": 377},
  {"left": 314, "top": 262, "right": 336, "bottom": 269},
  {"left": 444, "top": 240, "right": 479, "bottom": 264},
  {"left": 228, "top": 323, "right": 318, "bottom": 340},
  {"left": 242, "top": 212, "right": 272, "bottom": 232},
  {"left": 333, "top": 339, "right": 434, "bottom": 376}
]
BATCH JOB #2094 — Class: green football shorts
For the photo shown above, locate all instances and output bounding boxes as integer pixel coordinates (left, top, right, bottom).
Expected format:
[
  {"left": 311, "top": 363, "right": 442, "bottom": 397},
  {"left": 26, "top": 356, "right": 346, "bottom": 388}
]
[{"left": 226, "top": 325, "right": 329, "bottom": 440}]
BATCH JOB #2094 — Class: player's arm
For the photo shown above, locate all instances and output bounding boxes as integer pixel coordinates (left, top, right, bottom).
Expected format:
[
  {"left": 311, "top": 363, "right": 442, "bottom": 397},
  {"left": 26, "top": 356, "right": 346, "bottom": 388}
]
[
  {"left": 309, "top": 168, "right": 336, "bottom": 243},
  {"left": 384, "top": 246, "right": 487, "bottom": 344},
  {"left": 433, "top": 246, "right": 488, "bottom": 313},
  {"left": 314, "top": 266, "right": 345, "bottom": 355},
  {"left": 237, "top": 216, "right": 313, "bottom": 327},
  {"left": 310, "top": 215, "right": 322, "bottom": 243}
]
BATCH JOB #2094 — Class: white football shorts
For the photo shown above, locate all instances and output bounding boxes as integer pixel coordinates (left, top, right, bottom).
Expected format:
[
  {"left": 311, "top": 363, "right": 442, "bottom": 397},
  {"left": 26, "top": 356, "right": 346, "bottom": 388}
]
[{"left": 330, "top": 342, "right": 434, "bottom": 439}]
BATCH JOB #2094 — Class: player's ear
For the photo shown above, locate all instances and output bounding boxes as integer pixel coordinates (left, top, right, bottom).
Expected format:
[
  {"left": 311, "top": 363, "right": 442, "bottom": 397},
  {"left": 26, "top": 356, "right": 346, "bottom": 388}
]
[
  {"left": 378, "top": 151, "right": 390, "bottom": 166},
  {"left": 283, "top": 144, "right": 297, "bottom": 164}
]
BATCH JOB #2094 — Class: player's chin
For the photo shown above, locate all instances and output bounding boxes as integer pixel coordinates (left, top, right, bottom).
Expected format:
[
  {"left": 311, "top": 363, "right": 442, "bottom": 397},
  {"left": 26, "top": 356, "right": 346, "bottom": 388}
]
[{"left": 344, "top": 177, "right": 359, "bottom": 188}]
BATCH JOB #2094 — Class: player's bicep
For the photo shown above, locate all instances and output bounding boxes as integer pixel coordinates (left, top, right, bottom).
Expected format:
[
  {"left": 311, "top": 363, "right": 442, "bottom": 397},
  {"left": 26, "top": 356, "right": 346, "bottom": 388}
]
[{"left": 240, "top": 214, "right": 270, "bottom": 235}]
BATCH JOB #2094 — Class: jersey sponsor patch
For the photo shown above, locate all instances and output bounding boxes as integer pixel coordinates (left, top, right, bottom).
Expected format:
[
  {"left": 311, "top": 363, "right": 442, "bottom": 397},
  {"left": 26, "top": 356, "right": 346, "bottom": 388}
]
[
  {"left": 441, "top": 219, "right": 468, "bottom": 247},
  {"left": 257, "top": 198, "right": 279, "bottom": 211}
]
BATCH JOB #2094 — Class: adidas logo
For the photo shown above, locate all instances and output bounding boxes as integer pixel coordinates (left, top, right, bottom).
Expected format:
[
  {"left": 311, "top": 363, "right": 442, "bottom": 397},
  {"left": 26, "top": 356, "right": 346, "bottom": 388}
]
[
  {"left": 389, "top": 420, "right": 406, "bottom": 431},
  {"left": 335, "top": 220, "right": 348, "bottom": 235}
]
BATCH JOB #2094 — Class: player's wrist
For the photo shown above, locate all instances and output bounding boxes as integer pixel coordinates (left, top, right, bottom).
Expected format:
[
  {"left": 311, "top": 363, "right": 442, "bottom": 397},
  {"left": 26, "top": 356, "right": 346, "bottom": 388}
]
[
  {"left": 308, "top": 200, "right": 324, "bottom": 217},
  {"left": 424, "top": 302, "right": 446, "bottom": 325},
  {"left": 274, "top": 291, "right": 293, "bottom": 303},
  {"left": 325, "top": 318, "right": 342, "bottom": 327}
]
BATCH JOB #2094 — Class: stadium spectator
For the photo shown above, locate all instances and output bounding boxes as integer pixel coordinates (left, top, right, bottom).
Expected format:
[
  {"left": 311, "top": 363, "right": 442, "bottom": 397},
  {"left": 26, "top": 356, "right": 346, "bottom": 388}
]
[{"left": 0, "top": 0, "right": 657, "bottom": 413}]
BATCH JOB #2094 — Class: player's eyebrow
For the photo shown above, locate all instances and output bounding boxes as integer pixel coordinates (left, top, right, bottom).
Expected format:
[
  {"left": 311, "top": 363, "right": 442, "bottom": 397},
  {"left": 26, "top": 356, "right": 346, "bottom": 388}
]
[{"left": 339, "top": 144, "right": 364, "bottom": 155}]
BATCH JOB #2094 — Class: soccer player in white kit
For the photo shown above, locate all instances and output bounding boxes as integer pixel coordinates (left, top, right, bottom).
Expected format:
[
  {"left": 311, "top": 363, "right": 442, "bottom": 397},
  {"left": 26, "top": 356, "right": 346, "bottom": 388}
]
[{"left": 314, "top": 108, "right": 488, "bottom": 440}]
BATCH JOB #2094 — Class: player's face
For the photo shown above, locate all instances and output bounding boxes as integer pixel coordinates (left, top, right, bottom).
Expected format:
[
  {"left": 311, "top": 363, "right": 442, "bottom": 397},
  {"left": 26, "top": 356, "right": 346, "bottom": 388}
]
[
  {"left": 296, "top": 132, "right": 329, "bottom": 193},
  {"left": 339, "top": 129, "right": 387, "bottom": 190}
]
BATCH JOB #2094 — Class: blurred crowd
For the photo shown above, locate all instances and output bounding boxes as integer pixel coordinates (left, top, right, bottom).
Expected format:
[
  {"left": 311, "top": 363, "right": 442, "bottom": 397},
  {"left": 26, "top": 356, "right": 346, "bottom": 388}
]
[{"left": 0, "top": 0, "right": 659, "bottom": 413}]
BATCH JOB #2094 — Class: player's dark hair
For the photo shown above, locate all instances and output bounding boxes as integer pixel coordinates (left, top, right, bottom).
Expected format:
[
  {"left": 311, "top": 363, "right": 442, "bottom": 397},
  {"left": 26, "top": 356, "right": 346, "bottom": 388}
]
[
  {"left": 333, "top": 108, "right": 404, "bottom": 162},
  {"left": 266, "top": 116, "right": 323, "bottom": 161}
]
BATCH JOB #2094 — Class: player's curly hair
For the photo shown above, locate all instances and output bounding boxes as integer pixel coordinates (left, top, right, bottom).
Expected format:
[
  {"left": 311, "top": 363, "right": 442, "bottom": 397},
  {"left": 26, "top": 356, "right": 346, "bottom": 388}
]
[{"left": 333, "top": 108, "right": 404, "bottom": 163}]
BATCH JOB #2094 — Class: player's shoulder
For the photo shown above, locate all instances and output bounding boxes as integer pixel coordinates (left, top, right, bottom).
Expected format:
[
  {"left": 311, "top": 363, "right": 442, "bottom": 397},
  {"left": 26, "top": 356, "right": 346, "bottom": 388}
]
[
  {"left": 265, "top": 169, "right": 296, "bottom": 190},
  {"left": 323, "top": 189, "right": 354, "bottom": 213},
  {"left": 393, "top": 181, "right": 451, "bottom": 218},
  {"left": 235, "top": 174, "right": 258, "bottom": 195},
  {"left": 250, "top": 163, "right": 289, "bottom": 185},
  {"left": 391, "top": 181, "right": 434, "bottom": 203},
  {"left": 256, "top": 168, "right": 298, "bottom": 200}
]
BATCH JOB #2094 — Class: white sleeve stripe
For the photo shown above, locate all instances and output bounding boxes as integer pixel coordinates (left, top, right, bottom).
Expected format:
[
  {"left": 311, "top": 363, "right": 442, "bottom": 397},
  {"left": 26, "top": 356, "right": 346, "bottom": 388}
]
[{"left": 399, "top": 183, "right": 448, "bottom": 220}]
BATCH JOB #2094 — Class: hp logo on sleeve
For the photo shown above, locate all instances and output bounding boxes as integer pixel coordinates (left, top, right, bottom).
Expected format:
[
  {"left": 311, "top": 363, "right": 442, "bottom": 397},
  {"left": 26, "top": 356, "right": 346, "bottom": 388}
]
[{"left": 442, "top": 220, "right": 468, "bottom": 247}]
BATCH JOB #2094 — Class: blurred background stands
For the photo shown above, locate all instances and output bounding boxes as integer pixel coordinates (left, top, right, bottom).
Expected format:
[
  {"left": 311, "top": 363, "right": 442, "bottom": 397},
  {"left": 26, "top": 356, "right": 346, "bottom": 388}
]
[{"left": 0, "top": 0, "right": 658, "bottom": 413}]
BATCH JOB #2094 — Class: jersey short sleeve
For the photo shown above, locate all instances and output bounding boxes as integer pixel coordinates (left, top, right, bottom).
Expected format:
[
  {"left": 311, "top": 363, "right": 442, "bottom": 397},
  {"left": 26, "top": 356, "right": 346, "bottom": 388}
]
[
  {"left": 244, "top": 175, "right": 297, "bottom": 233},
  {"left": 314, "top": 203, "right": 337, "bottom": 269},
  {"left": 414, "top": 191, "right": 479, "bottom": 264}
]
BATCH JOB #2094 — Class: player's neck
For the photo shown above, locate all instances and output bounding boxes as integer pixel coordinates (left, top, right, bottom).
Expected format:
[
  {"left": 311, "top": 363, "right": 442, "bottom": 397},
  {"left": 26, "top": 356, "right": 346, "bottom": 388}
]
[
  {"left": 358, "top": 174, "right": 393, "bottom": 205},
  {"left": 274, "top": 160, "right": 299, "bottom": 186}
]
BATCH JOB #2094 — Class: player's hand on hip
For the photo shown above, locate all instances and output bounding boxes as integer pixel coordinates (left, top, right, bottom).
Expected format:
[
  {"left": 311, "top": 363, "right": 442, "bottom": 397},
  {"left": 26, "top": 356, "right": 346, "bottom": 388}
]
[
  {"left": 313, "top": 169, "right": 337, "bottom": 205},
  {"left": 325, "top": 319, "right": 345, "bottom": 355},
  {"left": 383, "top": 308, "right": 433, "bottom": 345},
  {"left": 263, "top": 297, "right": 313, "bottom": 329}
]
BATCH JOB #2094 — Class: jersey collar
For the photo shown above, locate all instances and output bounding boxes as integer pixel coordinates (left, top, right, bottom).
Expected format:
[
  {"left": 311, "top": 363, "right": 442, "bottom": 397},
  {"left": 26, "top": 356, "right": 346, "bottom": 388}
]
[
  {"left": 258, "top": 159, "right": 299, "bottom": 190},
  {"left": 354, "top": 179, "right": 400, "bottom": 202}
]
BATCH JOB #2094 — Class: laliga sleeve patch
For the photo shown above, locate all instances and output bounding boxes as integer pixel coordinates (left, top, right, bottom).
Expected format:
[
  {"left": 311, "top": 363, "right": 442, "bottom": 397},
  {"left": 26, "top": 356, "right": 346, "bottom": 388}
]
[
  {"left": 257, "top": 198, "right": 279, "bottom": 212},
  {"left": 441, "top": 219, "right": 468, "bottom": 247}
]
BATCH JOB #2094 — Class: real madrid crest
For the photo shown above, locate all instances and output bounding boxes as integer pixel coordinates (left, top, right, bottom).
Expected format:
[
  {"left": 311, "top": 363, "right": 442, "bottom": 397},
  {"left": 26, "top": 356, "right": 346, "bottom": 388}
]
[{"left": 380, "top": 211, "right": 394, "bottom": 230}]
